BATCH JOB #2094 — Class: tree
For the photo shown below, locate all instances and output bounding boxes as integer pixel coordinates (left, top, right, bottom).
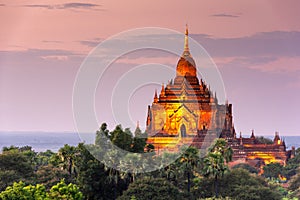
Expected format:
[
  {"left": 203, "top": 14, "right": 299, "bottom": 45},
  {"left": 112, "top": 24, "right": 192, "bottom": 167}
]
[
  {"left": 195, "top": 168, "right": 283, "bottom": 200},
  {"left": 289, "top": 168, "right": 300, "bottom": 192},
  {"left": 256, "top": 136, "right": 273, "bottom": 144},
  {"left": 0, "top": 181, "right": 46, "bottom": 200},
  {"left": 110, "top": 125, "right": 133, "bottom": 152},
  {"left": 35, "top": 150, "right": 55, "bottom": 167},
  {"left": 202, "top": 139, "right": 233, "bottom": 198},
  {"left": 119, "top": 154, "right": 135, "bottom": 183},
  {"left": 131, "top": 126, "right": 146, "bottom": 153},
  {"left": 47, "top": 179, "right": 83, "bottom": 200},
  {"left": 232, "top": 163, "right": 258, "bottom": 174},
  {"left": 34, "top": 164, "right": 71, "bottom": 190},
  {"left": 0, "top": 180, "right": 83, "bottom": 200},
  {"left": 117, "top": 177, "right": 189, "bottom": 200},
  {"left": 263, "top": 162, "right": 284, "bottom": 179},
  {"left": 75, "top": 143, "right": 127, "bottom": 200},
  {"left": 56, "top": 144, "right": 78, "bottom": 179},
  {"left": 284, "top": 147, "right": 300, "bottom": 179},
  {"left": 0, "top": 147, "right": 35, "bottom": 191},
  {"left": 95, "top": 123, "right": 110, "bottom": 146},
  {"left": 232, "top": 185, "right": 282, "bottom": 200},
  {"left": 157, "top": 152, "right": 179, "bottom": 183},
  {"left": 105, "top": 153, "right": 121, "bottom": 199},
  {"left": 178, "top": 146, "right": 200, "bottom": 193}
]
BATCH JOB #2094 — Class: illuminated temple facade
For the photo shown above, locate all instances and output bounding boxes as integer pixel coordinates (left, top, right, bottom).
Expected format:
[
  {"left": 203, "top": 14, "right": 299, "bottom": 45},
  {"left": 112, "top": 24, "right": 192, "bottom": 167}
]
[{"left": 146, "top": 26, "right": 294, "bottom": 167}]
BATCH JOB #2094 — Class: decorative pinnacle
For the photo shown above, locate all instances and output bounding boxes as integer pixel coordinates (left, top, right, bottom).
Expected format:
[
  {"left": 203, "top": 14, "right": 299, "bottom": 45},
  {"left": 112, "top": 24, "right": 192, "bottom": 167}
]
[
  {"left": 185, "top": 23, "right": 189, "bottom": 35},
  {"left": 161, "top": 83, "right": 165, "bottom": 93},
  {"left": 184, "top": 24, "right": 190, "bottom": 53},
  {"left": 154, "top": 89, "right": 158, "bottom": 103}
]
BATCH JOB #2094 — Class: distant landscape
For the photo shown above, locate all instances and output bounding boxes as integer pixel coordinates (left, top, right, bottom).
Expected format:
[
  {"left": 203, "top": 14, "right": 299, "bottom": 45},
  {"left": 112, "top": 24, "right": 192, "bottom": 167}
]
[
  {"left": 1, "top": 125, "right": 300, "bottom": 199},
  {"left": 1, "top": 131, "right": 299, "bottom": 153}
]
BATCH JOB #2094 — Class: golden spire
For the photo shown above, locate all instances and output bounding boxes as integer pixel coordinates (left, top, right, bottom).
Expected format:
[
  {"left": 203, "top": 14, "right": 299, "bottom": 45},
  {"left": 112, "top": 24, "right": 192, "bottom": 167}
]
[
  {"left": 183, "top": 24, "right": 190, "bottom": 54},
  {"left": 160, "top": 83, "right": 165, "bottom": 96},
  {"left": 185, "top": 23, "right": 189, "bottom": 35},
  {"left": 240, "top": 132, "right": 243, "bottom": 145},
  {"left": 154, "top": 89, "right": 158, "bottom": 103}
]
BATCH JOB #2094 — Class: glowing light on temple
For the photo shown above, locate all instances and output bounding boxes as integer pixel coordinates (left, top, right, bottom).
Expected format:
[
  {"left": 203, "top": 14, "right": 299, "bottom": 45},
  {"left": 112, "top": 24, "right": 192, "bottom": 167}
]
[{"left": 145, "top": 25, "right": 293, "bottom": 170}]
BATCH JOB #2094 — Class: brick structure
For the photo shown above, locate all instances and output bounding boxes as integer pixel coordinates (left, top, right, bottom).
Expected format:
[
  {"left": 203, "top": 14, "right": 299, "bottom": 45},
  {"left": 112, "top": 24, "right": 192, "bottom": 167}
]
[{"left": 146, "top": 25, "right": 293, "bottom": 166}]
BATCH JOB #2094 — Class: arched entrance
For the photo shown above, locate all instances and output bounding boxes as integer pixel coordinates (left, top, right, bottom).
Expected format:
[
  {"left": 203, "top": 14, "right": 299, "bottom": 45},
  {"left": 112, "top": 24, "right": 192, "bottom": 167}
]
[{"left": 180, "top": 124, "right": 187, "bottom": 137}]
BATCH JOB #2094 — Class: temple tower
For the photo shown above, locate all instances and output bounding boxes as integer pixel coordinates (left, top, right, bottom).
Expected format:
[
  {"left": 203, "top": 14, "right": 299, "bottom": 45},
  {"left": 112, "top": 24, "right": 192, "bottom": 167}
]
[{"left": 146, "top": 26, "right": 234, "bottom": 151}]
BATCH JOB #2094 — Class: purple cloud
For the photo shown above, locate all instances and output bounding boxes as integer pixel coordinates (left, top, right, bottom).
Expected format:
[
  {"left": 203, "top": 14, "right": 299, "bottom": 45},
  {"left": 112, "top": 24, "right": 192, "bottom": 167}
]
[
  {"left": 76, "top": 30, "right": 300, "bottom": 74},
  {"left": 42, "top": 40, "right": 63, "bottom": 44},
  {"left": 211, "top": 13, "right": 240, "bottom": 18},
  {"left": 191, "top": 31, "right": 300, "bottom": 58},
  {"left": 80, "top": 40, "right": 100, "bottom": 47},
  {"left": 22, "top": 3, "right": 102, "bottom": 10},
  {"left": 62, "top": 3, "right": 100, "bottom": 9},
  {"left": 80, "top": 31, "right": 300, "bottom": 59},
  {"left": 0, "top": 48, "right": 83, "bottom": 68}
]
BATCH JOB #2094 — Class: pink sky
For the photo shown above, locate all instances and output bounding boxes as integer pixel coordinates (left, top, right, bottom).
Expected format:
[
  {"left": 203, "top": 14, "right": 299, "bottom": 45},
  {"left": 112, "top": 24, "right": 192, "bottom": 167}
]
[{"left": 0, "top": 0, "right": 300, "bottom": 136}]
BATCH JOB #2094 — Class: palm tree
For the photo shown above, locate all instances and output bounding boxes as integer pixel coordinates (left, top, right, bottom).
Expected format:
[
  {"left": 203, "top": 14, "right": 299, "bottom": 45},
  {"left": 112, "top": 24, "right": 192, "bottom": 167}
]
[
  {"left": 103, "top": 150, "right": 121, "bottom": 200},
  {"left": 161, "top": 152, "right": 179, "bottom": 181},
  {"left": 106, "top": 166, "right": 120, "bottom": 199},
  {"left": 57, "top": 144, "right": 78, "bottom": 178},
  {"left": 202, "top": 138, "right": 233, "bottom": 198},
  {"left": 178, "top": 146, "right": 200, "bottom": 193},
  {"left": 119, "top": 153, "right": 144, "bottom": 183}
]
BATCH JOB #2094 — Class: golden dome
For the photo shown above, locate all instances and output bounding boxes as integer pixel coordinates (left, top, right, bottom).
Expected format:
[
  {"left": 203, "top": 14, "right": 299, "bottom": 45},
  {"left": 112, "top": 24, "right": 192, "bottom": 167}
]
[{"left": 176, "top": 25, "right": 197, "bottom": 77}]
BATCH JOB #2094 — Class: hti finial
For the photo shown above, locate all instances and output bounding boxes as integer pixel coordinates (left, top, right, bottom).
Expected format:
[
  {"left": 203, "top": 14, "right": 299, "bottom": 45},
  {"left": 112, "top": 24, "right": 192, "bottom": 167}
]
[
  {"left": 185, "top": 24, "right": 189, "bottom": 36},
  {"left": 184, "top": 24, "right": 190, "bottom": 53}
]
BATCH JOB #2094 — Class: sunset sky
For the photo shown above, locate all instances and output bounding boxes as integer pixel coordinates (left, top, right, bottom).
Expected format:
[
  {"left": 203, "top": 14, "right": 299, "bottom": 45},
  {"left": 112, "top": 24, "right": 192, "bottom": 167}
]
[{"left": 1, "top": 0, "right": 300, "bottom": 136}]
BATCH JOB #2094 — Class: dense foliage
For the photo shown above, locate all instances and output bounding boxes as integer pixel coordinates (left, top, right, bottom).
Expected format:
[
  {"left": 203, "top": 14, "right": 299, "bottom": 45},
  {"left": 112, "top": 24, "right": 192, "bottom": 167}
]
[
  {"left": 256, "top": 136, "right": 274, "bottom": 144},
  {"left": 117, "top": 177, "right": 189, "bottom": 200},
  {"left": 232, "top": 163, "right": 259, "bottom": 174},
  {"left": 0, "top": 180, "right": 82, "bottom": 200},
  {"left": 194, "top": 168, "right": 283, "bottom": 200},
  {"left": 0, "top": 123, "right": 299, "bottom": 200}
]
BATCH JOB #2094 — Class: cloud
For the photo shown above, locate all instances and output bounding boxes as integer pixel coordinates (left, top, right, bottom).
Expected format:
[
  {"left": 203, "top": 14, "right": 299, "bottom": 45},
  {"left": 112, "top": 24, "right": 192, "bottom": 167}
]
[
  {"left": 115, "top": 55, "right": 176, "bottom": 66},
  {"left": 249, "top": 57, "right": 300, "bottom": 73},
  {"left": 22, "top": 3, "right": 102, "bottom": 10},
  {"left": 211, "top": 13, "right": 240, "bottom": 18},
  {"left": 191, "top": 31, "right": 300, "bottom": 58},
  {"left": 75, "top": 30, "right": 300, "bottom": 74},
  {"left": 25, "top": 48, "right": 79, "bottom": 56},
  {"left": 23, "top": 4, "right": 51, "bottom": 9},
  {"left": 79, "top": 38, "right": 103, "bottom": 47},
  {"left": 189, "top": 31, "right": 300, "bottom": 73},
  {"left": 41, "top": 55, "right": 69, "bottom": 61},
  {"left": 0, "top": 48, "right": 83, "bottom": 67},
  {"left": 0, "top": 4, "right": 5, "bottom": 6},
  {"left": 62, "top": 3, "right": 101, "bottom": 9},
  {"left": 213, "top": 56, "right": 277, "bottom": 69},
  {"left": 42, "top": 40, "right": 63, "bottom": 44},
  {"left": 80, "top": 31, "right": 300, "bottom": 60}
]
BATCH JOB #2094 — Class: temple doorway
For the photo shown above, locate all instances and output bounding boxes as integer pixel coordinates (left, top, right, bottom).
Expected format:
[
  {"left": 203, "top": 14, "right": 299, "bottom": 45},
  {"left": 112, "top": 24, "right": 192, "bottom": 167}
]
[{"left": 180, "top": 124, "right": 187, "bottom": 137}]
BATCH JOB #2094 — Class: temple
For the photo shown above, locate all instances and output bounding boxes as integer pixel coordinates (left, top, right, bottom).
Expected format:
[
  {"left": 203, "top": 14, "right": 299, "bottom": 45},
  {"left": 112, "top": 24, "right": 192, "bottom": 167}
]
[{"left": 146, "top": 25, "right": 294, "bottom": 168}]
